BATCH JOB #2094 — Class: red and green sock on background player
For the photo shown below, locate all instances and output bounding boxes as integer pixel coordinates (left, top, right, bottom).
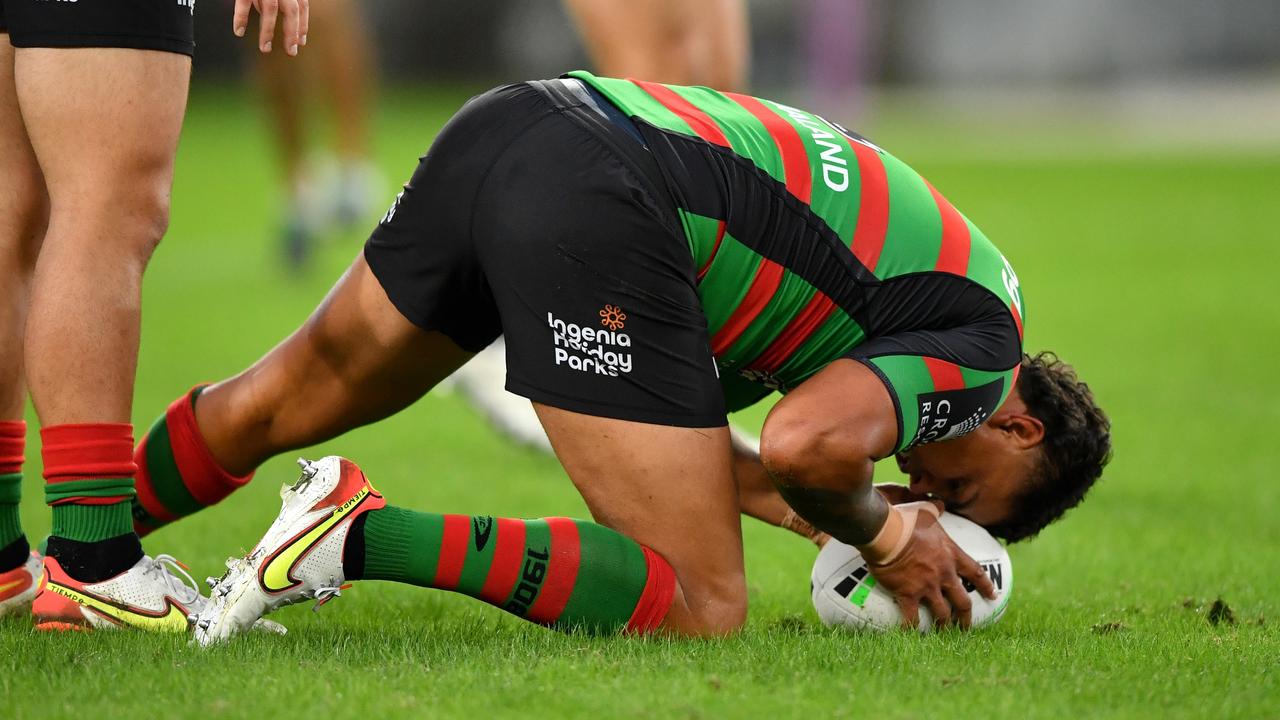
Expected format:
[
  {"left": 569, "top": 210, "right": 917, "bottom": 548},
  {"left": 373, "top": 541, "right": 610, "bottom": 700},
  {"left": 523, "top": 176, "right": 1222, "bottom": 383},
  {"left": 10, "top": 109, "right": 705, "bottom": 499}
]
[
  {"left": 132, "top": 387, "right": 677, "bottom": 633},
  {"left": 0, "top": 421, "right": 29, "bottom": 573},
  {"left": 1, "top": 418, "right": 150, "bottom": 583}
]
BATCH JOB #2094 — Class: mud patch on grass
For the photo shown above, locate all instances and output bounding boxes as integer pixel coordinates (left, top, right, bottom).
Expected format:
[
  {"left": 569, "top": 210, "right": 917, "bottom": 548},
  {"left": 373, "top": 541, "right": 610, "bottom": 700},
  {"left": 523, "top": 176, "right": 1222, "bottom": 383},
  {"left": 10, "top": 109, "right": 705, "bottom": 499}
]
[{"left": 1207, "top": 598, "right": 1236, "bottom": 627}]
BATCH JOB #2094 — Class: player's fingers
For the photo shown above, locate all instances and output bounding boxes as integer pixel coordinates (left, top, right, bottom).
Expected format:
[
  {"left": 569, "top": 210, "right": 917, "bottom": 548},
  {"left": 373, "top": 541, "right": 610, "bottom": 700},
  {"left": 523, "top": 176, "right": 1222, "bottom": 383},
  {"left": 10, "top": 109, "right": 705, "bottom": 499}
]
[
  {"left": 278, "top": 0, "right": 300, "bottom": 56},
  {"left": 258, "top": 0, "right": 279, "bottom": 53},
  {"left": 925, "top": 590, "right": 952, "bottom": 629},
  {"left": 232, "top": 0, "right": 251, "bottom": 37},
  {"left": 896, "top": 596, "right": 921, "bottom": 631},
  {"left": 297, "top": 0, "right": 310, "bottom": 46},
  {"left": 956, "top": 548, "right": 997, "bottom": 600},
  {"left": 942, "top": 580, "right": 973, "bottom": 629}
]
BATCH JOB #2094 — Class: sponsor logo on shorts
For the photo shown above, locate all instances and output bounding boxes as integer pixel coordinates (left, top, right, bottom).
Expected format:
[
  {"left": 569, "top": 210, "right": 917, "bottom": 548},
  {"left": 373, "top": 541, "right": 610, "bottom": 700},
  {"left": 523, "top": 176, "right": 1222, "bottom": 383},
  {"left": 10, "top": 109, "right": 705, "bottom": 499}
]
[
  {"left": 547, "top": 311, "right": 633, "bottom": 377},
  {"left": 598, "top": 304, "right": 627, "bottom": 331}
]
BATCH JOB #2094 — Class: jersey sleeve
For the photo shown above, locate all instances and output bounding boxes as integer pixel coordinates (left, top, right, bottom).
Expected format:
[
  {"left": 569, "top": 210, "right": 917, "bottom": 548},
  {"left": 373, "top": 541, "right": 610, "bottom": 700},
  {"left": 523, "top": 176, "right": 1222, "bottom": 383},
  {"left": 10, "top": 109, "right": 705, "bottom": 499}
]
[{"left": 848, "top": 332, "right": 1019, "bottom": 455}]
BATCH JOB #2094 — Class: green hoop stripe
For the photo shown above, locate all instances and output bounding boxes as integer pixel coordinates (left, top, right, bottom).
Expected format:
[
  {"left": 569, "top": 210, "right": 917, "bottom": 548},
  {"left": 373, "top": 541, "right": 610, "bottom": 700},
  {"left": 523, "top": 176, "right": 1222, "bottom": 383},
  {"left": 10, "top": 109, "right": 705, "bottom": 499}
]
[
  {"left": 142, "top": 417, "right": 204, "bottom": 518},
  {"left": 45, "top": 477, "right": 136, "bottom": 505},
  {"left": 50, "top": 501, "right": 134, "bottom": 543},
  {"left": 0, "top": 472, "right": 21, "bottom": 505}
]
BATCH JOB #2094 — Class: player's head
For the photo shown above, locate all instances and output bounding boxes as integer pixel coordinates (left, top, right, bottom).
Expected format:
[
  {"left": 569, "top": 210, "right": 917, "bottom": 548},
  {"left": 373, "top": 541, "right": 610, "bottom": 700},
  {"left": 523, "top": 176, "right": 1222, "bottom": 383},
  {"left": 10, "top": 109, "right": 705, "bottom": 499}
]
[{"left": 894, "top": 352, "right": 1111, "bottom": 542}]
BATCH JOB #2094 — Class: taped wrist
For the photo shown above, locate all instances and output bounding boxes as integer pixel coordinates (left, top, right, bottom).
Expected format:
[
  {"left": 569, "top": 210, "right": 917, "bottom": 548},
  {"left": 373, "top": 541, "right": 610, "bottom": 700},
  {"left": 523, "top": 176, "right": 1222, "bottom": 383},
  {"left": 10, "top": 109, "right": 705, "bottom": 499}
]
[
  {"left": 780, "top": 508, "right": 826, "bottom": 545},
  {"left": 857, "top": 501, "right": 941, "bottom": 566}
]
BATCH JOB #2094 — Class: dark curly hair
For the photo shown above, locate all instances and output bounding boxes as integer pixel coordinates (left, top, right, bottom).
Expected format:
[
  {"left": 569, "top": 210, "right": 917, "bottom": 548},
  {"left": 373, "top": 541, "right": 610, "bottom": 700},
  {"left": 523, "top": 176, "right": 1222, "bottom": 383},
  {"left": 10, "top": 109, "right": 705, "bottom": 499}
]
[{"left": 987, "top": 352, "right": 1112, "bottom": 543}]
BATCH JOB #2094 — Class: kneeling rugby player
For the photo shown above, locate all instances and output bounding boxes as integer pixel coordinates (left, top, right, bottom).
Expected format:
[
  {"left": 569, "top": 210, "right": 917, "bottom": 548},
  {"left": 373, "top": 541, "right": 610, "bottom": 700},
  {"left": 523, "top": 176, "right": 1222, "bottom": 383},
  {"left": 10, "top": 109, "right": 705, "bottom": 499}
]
[{"left": 126, "top": 73, "right": 1111, "bottom": 641}]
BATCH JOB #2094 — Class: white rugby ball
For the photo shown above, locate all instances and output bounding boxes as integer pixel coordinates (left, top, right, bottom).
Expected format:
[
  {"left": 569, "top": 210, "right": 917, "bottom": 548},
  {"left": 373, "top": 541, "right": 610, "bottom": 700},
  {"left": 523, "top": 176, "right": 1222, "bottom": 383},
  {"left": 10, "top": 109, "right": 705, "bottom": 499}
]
[{"left": 810, "top": 512, "right": 1012, "bottom": 632}]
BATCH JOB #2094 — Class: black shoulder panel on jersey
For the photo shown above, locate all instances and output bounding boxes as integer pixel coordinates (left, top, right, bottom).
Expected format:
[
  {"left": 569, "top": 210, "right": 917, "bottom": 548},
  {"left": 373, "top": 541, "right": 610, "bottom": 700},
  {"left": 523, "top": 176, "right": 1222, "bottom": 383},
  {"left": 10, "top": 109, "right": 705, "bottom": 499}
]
[
  {"left": 633, "top": 120, "right": 880, "bottom": 313},
  {"left": 850, "top": 273, "right": 1022, "bottom": 372}
]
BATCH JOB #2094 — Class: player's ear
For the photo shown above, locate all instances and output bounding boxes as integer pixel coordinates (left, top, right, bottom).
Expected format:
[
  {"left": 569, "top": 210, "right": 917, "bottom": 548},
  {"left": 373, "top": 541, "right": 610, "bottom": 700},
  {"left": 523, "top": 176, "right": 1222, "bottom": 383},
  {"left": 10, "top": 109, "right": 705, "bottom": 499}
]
[{"left": 990, "top": 411, "right": 1044, "bottom": 449}]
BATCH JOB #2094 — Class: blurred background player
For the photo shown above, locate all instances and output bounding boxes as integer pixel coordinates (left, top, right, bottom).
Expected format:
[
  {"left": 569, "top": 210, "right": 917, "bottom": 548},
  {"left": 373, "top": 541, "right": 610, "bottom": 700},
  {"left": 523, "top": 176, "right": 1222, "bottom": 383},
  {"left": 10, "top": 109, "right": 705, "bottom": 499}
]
[
  {"left": 448, "top": 0, "right": 751, "bottom": 452},
  {"left": 253, "top": 0, "right": 383, "bottom": 268},
  {"left": 0, "top": 0, "right": 305, "bottom": 628}
]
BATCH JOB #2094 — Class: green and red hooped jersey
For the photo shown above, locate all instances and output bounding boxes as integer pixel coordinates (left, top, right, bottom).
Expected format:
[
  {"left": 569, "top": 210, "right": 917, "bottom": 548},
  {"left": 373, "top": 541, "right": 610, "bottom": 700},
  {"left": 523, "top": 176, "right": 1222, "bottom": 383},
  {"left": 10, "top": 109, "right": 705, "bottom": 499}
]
[{"left": 568, "top": 71, "right": 1026, "bottom": 452}]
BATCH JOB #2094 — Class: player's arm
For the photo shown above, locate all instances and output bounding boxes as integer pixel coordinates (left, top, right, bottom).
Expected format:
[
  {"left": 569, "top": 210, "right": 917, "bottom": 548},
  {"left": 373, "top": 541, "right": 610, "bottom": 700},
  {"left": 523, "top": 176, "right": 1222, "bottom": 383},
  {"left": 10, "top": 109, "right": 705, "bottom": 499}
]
[
  {"left": 759, "top": 359, "right": 995, "bottom": 629},
  {"left": 730, "top": 429, "right": 830, "bottom": 545}
]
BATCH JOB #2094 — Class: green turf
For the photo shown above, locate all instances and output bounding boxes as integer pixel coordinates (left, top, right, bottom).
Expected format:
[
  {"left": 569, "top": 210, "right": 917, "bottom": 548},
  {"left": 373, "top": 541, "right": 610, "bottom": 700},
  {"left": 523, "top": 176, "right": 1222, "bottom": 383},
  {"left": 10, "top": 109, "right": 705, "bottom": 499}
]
[{"left": 3, "top": 84, "right": 1278, "bottom": 719}]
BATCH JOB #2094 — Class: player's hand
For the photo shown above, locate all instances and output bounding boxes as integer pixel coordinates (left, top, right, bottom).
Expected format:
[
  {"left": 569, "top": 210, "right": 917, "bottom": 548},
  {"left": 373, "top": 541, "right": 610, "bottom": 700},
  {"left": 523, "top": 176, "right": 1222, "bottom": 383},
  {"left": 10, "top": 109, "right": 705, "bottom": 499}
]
[
  {"left": 859, "top": 501, "right": 997, "bottom": 630},
  {"left": 234, "top": 0, "right": 310, "bottom": 56}
]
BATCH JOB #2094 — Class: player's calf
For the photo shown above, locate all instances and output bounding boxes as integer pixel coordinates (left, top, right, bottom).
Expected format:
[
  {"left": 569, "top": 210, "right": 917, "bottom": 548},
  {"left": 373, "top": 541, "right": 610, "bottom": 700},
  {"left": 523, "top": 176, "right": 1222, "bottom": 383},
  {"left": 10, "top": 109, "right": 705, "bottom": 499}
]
[{"left": 132, "top": 387, "right": 252, "bottom": 536}]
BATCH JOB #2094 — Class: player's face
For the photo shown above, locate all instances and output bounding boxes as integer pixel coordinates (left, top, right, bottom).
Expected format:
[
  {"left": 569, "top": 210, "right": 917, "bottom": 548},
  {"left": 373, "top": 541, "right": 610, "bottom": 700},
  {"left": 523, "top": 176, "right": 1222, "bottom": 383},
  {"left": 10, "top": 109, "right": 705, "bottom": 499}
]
[{"left": 894, "top": 411, "right": 1040, "bottom": 529}]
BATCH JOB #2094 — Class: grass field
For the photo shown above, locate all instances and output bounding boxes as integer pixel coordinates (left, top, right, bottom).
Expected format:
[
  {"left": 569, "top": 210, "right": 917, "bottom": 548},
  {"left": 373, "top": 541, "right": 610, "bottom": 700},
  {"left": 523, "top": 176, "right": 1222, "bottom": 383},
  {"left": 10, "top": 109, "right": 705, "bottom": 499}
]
[{"left": 2, "top": 84, "right": 1278, "bottom": 719}]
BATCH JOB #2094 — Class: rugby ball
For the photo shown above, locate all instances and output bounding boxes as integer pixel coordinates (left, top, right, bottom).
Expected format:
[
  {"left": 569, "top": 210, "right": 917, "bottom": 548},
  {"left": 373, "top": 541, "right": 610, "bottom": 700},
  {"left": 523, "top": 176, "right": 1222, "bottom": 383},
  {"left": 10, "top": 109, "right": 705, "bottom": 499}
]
[{"left": 810, "top": 512, "right": 1012, "bottom": 632}]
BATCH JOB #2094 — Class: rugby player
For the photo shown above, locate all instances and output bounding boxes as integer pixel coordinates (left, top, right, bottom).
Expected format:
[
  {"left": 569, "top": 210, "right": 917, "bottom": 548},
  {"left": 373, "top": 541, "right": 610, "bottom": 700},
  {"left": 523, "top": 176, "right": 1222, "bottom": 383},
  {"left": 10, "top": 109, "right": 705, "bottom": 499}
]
[
  {"left": 130, "top": 74, "right": 1110, "bottom": 640},
  {"left": 0, "top": 0, "right": 306, "bottom": 628}
]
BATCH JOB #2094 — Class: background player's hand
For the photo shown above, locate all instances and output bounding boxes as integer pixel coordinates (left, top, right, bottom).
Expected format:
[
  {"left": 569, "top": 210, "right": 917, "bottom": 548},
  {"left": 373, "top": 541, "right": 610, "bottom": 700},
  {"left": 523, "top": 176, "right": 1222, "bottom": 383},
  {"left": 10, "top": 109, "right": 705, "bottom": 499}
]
[
  {"left": 234, "top": 0, "right": 310, "bottom": 56},
  {"left": 861, "top": 502, "right": 997, "bottom": 630}
]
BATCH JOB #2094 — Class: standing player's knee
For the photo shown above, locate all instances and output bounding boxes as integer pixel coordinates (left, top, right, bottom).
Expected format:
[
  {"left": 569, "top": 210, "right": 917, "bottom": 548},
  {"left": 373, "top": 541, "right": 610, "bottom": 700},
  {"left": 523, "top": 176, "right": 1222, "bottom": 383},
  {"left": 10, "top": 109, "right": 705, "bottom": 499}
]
[
  {"left": 46, "top": 166, "right": 174, "bottom": 263},
  {"left": 115, "top": 181, "right": 172, "bottom": 260}
]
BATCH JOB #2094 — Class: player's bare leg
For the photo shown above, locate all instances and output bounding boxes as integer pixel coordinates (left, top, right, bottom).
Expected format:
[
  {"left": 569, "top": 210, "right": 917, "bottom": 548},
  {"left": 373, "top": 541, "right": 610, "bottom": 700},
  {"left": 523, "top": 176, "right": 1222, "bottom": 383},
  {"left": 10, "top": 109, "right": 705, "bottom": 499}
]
[
  {"left": 13, "top": 48, "right": 187, "bottom": 590},
  {"left": 19, "top": 48, "right": 188, "bottom": 425},
  {"left": 257, "top": 0, "right": 378, "bottom": 266},
  {"left": 690, "top": 0, "right": 750, "bottom": 91},
  {"left": 564, "top": 0, "right": 748, "bottom": 89},
  {"left": 131, "top": 255, "right": 473, "bottom": 533},
  {"left": 0, "top": 40, "right": 46, "bottom": 604},
  {"left": 533, "top": 406, "right": 748, "bottom": 635}
]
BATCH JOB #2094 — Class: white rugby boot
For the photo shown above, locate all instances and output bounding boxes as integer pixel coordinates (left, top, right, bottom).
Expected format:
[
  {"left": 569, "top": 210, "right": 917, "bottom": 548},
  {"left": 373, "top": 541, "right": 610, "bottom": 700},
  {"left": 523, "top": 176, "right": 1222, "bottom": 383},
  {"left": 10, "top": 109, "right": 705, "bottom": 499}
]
[{"left": 194, "top": 456, "right": 385, "bottom": 646}]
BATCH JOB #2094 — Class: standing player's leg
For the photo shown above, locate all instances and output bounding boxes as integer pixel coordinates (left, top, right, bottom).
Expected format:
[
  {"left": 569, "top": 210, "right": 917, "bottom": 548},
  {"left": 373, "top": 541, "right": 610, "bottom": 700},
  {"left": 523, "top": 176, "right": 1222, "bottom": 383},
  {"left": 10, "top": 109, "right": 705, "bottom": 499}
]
[
  {"left": 130, "top": 255, "right": 474, "bottom": 535},
  {"left": 17, "top": 47, "right": 190, "bottom": 585},
  {"left": 689, "top": 0, "right": 749, "bottom": 91},
  {"left": 564, "top": 0, "right": 748, "bottom": 89},
  {"left": 564, "top": 0, "right": 697, "bottom": 85},
  {"left": 313, "top": 0, "right": 380, "bottom": 227},
  {"left": 0, "top": 38, "right": 47, "bottom": 613}
]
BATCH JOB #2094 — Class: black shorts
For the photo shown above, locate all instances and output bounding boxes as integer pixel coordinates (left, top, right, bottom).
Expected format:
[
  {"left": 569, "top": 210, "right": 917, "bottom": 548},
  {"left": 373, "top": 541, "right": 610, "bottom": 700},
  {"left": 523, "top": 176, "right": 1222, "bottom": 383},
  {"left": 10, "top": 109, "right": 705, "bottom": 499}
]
[
  {"left": 0, "top": 0, "right": 195, "bottom": 56},
  {"left": 365, "top": 81, "right": 727, "bottom": 428}
]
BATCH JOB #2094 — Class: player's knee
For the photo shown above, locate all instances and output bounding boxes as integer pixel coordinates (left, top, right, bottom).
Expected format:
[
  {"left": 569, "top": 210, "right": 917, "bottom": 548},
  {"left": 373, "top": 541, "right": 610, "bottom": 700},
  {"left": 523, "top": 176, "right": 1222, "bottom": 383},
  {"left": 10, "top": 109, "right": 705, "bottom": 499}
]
[
  {"left": 116, "top": 183, "right": 172, "bottom": 259},
  {"left": 683, "top": 579, "right": 748, "bottom": 637},
  {"left": 49, "top": 172, "right": 172, "bottom": 261}
]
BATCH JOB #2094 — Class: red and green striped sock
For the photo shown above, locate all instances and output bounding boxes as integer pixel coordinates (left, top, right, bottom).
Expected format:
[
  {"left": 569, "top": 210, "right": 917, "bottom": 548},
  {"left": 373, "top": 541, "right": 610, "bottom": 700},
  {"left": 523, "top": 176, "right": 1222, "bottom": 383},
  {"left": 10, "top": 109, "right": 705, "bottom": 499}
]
[
  {"left": 349, "top": 506, "right": 676, "bottom": 635},
  {"left": 43, "top": 423, "right": 137, "bottom": 543},
  {"left": 0, "top": 421, "right": 27, "bottom": 571},
  {"left": 132, "top": 387, "right": 253, "bottom": 536}
]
